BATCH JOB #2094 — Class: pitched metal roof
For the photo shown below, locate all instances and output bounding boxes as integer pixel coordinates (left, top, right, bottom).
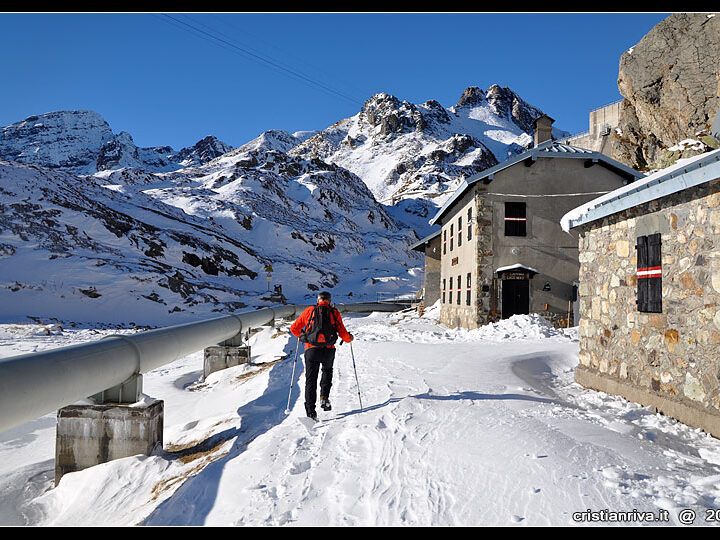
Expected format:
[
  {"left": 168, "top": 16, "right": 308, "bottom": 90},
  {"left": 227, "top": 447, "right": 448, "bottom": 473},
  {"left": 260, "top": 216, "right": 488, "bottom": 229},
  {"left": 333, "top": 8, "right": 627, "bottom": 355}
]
[
  {"left": 409, "top": 228, "right": 441, "bottom": 251},
  {"left": 428, "top": 140, "right": 642, "bottom": 226},
  {"left": 562, "top": 147, "right": 720, "bottom": 230}
]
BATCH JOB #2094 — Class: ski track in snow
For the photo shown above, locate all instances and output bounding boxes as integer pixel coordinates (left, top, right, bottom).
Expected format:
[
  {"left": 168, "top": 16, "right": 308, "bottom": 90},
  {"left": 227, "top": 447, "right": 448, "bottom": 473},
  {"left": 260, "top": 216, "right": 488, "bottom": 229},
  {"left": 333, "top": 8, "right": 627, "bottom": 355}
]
[{"left": 2, "top": 308, "right": 720, "bottom": 526}]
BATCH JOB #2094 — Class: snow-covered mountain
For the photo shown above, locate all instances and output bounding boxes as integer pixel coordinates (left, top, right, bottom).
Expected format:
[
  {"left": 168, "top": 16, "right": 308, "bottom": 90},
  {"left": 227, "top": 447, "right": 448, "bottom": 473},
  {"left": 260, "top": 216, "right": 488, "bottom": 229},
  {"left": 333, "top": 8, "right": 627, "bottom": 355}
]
[
  {"left": 0, "top": 84, "right": 567, "bottom": 324},
  {"left": 0, "top": 146, "right": 420, "bottom": 324},
  {"left": 289, "top": 85, "right": 568, "bottom": 209},
  {"left": 0, "top": 111, "right": 233, "bottom": 174}
]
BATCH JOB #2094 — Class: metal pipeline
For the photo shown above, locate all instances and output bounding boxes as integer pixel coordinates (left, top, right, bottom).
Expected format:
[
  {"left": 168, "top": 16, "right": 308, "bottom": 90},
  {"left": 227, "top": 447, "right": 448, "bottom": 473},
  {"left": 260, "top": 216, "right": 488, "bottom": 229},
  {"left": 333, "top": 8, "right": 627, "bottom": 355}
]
[{"left": 0, "top": 302, "right": 408, "bottom": 433}]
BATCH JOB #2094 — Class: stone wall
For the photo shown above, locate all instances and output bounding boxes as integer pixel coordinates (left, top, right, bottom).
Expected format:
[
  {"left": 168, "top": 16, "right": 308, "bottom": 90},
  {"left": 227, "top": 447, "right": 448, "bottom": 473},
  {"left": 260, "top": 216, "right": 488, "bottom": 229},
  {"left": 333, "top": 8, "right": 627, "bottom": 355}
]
[
  {"left": 438, "top": 187, "right": 496, "bottom": 329},
  {"left": 576, "top": 177, "right": 720, "bottom": 436},
  {"left": 474, "top": 190, "right": 495, "bottom": 325}
]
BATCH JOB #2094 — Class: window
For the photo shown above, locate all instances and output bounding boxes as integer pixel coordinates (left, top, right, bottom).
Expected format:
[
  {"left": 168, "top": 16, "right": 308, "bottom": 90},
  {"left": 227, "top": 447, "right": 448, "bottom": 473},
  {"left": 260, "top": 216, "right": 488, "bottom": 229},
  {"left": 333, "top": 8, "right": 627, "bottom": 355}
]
[
  {"left": 449, "top": 277, "right": 453, "bottom": 304},
  {"left": 466, "top": 273, "right": 471, "bottom": 305},
  {"left": 504, "top": 202, "right": 526, "bottom": 236},
  {"left": 443, "top": 230, "right": 447, "bottom": 255},
  {"left": 450, "top": 224, "right": 454, "bottom": 251},
  {"left": 442, "top": 279, "right": 446, "bottom": 304},
  {"left": 457, "top": 274, "right": 461, "bottom": 305},
  {"left": 467, "top": 207, "right": 472, "bottom": 241},
  {"left": 457, "top": 216, "right": 462, "bottom": 247},
  {"left": 637, "top": 233, "right": 662, "bottom": 313}
]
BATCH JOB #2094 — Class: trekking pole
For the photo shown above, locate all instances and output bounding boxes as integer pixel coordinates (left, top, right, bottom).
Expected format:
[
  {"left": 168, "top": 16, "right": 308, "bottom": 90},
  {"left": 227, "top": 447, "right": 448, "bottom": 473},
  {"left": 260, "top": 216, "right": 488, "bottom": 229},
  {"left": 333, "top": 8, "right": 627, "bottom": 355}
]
[
  {"left": 349, "top": 341, "right": 363, "bottom": 411},
  {"left": 284, "top": 338, "right": 301, "bottom": 415}
]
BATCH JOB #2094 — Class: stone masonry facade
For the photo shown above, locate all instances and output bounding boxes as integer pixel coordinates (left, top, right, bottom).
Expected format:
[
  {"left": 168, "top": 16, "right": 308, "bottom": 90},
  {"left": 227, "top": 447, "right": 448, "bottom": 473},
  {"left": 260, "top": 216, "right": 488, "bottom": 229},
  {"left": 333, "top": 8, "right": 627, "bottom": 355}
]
[
  {"left": 439, "top": 189, "right": 495, "bottom": 329},
  {"left": 576, "top": 177, "right": 720, "bottom": 437}
]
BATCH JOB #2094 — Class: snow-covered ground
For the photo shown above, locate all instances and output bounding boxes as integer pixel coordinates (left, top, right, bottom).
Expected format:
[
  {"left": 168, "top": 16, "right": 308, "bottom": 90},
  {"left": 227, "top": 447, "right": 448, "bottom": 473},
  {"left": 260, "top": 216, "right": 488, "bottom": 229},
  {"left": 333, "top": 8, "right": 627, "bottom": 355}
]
[{"left": 2, "top": 305, "right": 720, "bottom": 526}]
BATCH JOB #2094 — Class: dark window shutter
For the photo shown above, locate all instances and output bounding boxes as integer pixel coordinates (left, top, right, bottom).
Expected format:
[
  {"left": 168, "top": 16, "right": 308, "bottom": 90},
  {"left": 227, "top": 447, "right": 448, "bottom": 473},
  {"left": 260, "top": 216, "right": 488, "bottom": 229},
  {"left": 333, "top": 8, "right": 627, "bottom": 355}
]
[
  {"left": 467, "top": 208, "right": 472, "bottom": 241},
  {"left": 466, "top": 273, "right": 471, "bottom": 306},
  {"left": 636, "top": 235, "right": 649, "bottom": 312},
  {"left": 637, "top": 233, "right": 662, "bottom": 313},
  {"left": 647, "top": 233, "right": 662, "bottom": 313},
  {"left": 505, "top": 202, "right": 526, "bottom": 236}
]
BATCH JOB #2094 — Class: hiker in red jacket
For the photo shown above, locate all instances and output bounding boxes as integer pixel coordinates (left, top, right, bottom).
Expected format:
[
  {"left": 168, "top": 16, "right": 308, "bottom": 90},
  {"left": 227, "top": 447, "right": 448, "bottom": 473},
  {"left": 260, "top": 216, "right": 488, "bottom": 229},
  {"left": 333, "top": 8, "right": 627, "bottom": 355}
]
[{"left": 290, "top": 291, "right": 353, "bottom": 420}]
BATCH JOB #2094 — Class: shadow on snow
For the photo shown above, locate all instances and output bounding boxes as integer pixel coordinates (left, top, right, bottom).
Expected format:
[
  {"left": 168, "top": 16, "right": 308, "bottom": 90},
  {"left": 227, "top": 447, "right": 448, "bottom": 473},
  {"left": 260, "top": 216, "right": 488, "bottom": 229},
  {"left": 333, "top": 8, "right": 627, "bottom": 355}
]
[{"left": 141, "top": 336, "right": 304, "bottom": 526}]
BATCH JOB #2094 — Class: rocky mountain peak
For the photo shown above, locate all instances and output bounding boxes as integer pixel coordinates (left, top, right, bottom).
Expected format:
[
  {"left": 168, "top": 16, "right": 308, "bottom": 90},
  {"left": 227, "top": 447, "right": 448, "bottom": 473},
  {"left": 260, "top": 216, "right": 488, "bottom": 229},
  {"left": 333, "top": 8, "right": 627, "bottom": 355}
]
[
  {"left": 0, "top": 110, "right": 114, "bottom": 173},
  {"left": 176, "top": 135, "right": 234, "bottom": 165},
  {"left": 360, "top": 93, "right": 426, "bottom": 136},
  {"left": 455, "top": 86, "right": 485, "bottom": 108},
  {"left": 0, "top": 110, "right": 233, "bottom": 174},
  {"left": 97, "top": 131, "right": 141, "bottom": 171},
  {"left": 484, "top": 84, "right": 543, "bottom": 134},
  {"left": 421, "top": 100, "right": 452, "bottom": 125}
]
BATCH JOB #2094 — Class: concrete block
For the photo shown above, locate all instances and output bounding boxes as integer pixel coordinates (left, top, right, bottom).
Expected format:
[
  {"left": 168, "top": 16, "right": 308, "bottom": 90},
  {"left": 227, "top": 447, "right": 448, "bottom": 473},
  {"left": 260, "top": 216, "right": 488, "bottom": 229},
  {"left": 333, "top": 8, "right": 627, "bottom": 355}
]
[
  {"left": 55, "top": 398, "right": 164, "bottom": 486},
  {"left": 203, "top": 345, "right": 251, "bottom": 380},
  {"left": 89, "top": 373, "right": 143, "bottom": 405}
]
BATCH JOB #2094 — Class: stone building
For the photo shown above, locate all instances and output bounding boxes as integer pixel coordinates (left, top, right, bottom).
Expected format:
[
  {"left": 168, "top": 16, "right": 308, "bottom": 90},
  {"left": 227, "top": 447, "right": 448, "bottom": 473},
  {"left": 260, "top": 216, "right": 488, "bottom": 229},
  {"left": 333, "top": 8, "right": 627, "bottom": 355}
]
[
  {"left": 410, "top": 229, "right": 441, "bottom": 306},
  {"left": 562, "top": 147, "right": 720, "bottom": 438},
  {"left": 428, "top": 119, "right": 641, "bottom": 329}
]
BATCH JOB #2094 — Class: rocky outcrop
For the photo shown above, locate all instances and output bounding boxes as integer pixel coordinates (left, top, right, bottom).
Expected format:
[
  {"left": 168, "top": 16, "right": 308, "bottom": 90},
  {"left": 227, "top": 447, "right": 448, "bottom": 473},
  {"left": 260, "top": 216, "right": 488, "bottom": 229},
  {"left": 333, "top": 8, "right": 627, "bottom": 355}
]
[
  {"left": 97, "top": 132, "right": 143, "bottom": 171},
  {"left": 175, "top": 135, "right": 234, "bottom": 166},
  {"left": 612, "top": 13, "right": 720, "bottom": 170},
  {"left": 455, "top": 87, "right": 485, "bottom": 108},
  {"left": 360, "top": 93, "right": 428, "bottom": 136}
]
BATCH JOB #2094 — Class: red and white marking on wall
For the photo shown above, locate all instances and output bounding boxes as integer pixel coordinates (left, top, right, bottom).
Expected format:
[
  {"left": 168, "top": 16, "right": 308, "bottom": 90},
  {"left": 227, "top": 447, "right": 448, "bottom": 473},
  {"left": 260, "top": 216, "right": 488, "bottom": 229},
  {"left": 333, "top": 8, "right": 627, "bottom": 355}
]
[{"left": 637, "top": 266, "right": 662, "bottom": 279}]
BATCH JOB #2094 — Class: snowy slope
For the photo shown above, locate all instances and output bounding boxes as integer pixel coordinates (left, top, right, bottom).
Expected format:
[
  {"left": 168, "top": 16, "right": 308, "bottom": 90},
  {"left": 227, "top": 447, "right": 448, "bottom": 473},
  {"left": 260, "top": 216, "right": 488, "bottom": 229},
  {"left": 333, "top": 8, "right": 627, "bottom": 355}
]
[
  {"left": 0, "top": 151, "right": 421, "bottom": 325},
  {"left": 3, "top": 309, "right": 720, "bottom": 526}
]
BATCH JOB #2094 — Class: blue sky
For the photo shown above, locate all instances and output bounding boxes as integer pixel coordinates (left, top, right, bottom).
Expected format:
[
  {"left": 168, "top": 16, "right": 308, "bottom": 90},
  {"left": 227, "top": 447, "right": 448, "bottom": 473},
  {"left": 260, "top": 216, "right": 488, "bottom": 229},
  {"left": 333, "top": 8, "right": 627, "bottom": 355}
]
[{"left": 0, "top": 12, "right": 670, "bottom": 150}]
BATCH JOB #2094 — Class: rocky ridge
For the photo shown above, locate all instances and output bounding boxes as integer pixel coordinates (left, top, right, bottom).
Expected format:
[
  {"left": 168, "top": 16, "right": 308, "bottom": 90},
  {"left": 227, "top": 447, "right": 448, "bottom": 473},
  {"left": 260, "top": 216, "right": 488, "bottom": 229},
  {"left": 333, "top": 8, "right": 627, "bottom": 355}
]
[
  {"left": 289, "top": 85, "right": 557, "bottom": 209},
  {"left": 0, "top": 110, "right": 233, "bottom": 174}
]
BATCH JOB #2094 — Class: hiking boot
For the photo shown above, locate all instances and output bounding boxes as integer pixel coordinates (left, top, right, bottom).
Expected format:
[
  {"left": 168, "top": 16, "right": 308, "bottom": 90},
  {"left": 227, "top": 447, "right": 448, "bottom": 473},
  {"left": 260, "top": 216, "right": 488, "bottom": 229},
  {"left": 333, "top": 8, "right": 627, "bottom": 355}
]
[
  {"left": 305, "top": 403, "right": 317, "bottom": 421},
  {"left": 320, "top": 396, "right": 332, "bottom": 411}
]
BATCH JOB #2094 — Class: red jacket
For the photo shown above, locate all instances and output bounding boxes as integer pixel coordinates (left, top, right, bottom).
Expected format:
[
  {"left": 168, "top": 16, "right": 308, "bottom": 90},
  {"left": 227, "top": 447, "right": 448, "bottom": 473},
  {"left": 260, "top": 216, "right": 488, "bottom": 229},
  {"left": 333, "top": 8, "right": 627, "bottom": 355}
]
[{"left": 290, "top": 301, "right": 352, "bottom": 350}]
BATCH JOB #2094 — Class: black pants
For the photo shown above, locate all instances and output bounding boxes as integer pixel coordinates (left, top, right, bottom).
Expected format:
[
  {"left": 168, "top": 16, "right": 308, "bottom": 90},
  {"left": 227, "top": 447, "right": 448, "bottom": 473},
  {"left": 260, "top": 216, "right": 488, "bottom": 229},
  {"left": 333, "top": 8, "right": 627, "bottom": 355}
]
[{"left": 304, "top": 346, "right": 335, "bottom": 414}]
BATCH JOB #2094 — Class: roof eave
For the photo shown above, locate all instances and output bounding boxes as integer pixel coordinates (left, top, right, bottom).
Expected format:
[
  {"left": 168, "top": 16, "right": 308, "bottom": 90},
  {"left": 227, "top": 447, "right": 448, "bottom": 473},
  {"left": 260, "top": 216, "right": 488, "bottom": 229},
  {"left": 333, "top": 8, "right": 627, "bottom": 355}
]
[
  {"left": 409, "top": 229, "right": 441, "bottom": 251},
  {"left": 429, "top": 144, "right": 641, "bottom": 225},
  {"left": 566, "top": 151, "right": 720, "bottom": 230}
]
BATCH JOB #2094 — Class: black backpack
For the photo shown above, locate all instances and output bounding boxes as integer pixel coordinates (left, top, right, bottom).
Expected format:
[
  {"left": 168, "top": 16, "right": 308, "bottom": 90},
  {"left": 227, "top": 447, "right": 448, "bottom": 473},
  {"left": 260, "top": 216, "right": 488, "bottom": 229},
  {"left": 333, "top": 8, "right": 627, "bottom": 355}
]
[{"left": 300, "top": 305, "right": 339, "bottom": 347}]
